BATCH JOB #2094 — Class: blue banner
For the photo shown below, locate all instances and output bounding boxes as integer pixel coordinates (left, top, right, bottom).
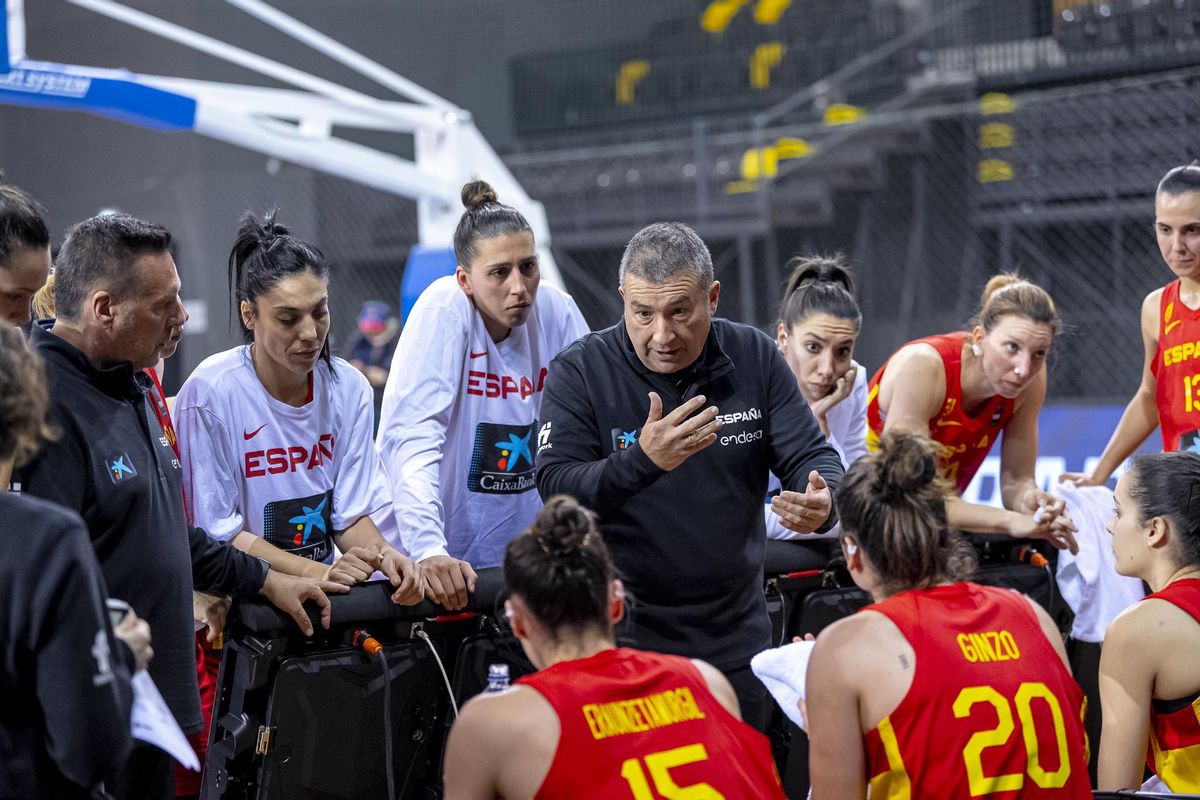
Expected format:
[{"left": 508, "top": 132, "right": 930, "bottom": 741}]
[
  {"left": 0, "top": 66, "right": 196, "bottom": 131},
  {"left": 962, "top": 404, "right": 1160, "bottom": 506},
  {"left": 1, "top": 5, "right": 9, "bottom": 75}
]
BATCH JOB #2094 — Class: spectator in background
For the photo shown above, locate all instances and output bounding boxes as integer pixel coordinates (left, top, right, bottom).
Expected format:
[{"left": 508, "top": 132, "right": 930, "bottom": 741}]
[
  {"left": 0, "top": 181, "right": 51, "bottom": 326},
  {"left": 350, "top": 300, "right": 400, "bottom": 387},
  {"left": 349, "top": 300, "right": 401, "bottom": 427},
  {"left": 0, "top": 324, "right": 150, "bottom": 800},
  {"left": 376, "top": 180, "right": 588, "bottom": 610}
]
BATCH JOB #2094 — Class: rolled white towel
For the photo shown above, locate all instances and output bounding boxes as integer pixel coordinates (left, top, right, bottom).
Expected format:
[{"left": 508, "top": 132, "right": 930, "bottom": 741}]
[
  {"left": 1054, "top": 482, "right": 1144, "bottom": 643},
  {"left": 750, "top": 640, "right": 816, "bottom": 731}
]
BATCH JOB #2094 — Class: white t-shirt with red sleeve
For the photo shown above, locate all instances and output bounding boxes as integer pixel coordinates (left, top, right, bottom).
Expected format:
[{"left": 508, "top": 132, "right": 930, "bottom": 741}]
[
  {"left": 174, "top": 346, "right": 392, "bottom": 563},
  {"left": 375, "top": 276, "right": 588, "bottom": 568}
]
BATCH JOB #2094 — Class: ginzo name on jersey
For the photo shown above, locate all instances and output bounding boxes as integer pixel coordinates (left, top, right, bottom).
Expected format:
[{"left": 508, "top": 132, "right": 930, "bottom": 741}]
[{"left": 244, "top": 433, "right": 335, "bottom": 478}]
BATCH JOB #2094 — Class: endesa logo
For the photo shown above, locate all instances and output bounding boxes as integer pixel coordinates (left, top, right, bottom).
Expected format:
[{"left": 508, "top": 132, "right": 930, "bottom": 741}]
[
  {"left": 466, "top": 367, "right": 549, "bottom": 400},
  {"left": 244, "top": 434, "right": 335, "bottom": 478}
]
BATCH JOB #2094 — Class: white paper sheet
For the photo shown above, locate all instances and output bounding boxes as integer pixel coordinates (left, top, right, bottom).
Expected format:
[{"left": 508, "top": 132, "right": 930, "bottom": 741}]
[{"left": 130, "top": 671, "right": 200, "bottom": 771}]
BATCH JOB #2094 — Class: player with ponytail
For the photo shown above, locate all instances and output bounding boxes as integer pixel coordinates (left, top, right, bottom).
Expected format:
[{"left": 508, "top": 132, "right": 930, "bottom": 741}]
[
  {"left": 1065, "top": 163, "right": 1200, "bottom": 485},
  {"left": 867, "top": 274, "right": 1079, "bottom": 549},
  {"left": 806, "top": 431, "right": 1090, "bottom": 798},
  {"left": 173, "top": 209, "right": 420, "bottom": 597},
  {"left": 1098, "top": 450, "right": 1200, "bottom": 791}
]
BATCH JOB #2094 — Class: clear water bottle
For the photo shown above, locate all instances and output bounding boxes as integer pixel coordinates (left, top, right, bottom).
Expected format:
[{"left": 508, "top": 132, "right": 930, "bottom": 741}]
[{"left": 486, "top": 663, "right": 510, "bottom": 693}]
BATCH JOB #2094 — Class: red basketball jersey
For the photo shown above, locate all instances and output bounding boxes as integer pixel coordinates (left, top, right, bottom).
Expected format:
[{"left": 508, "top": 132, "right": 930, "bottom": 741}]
[
  {"left": 867, "top": 332, "right": 1015, "bottom": 492},
  {"left": 1152, "top": 280, "right": 1200, "bottom": 452},
  {"left": 862, "top": 583, "right": 1090, "bottom": 799},
  {"left": 516, "top": 648, "right": 786, "bottom": 800},
  {"left": 1143, "top": 578, "right": 1200, "bottom": 791}
]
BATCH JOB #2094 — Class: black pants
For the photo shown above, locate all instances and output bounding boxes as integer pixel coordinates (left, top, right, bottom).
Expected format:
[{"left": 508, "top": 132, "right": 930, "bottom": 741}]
[
  {"left": 1067, "top": 637, "right": 1102, "bottom": 788},
  {"left": 109, "top": 744, "right": 174, "bottom": 800},
  {"left": 722, "top": 661, "right": 772, "bottom": 733}
]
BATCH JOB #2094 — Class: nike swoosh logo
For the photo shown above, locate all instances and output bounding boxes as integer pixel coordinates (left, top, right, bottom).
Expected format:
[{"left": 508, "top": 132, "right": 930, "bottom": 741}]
[
  {"left": 935, "top": 419, "right": 963, "bottom": 427},
  {"left": 244, "top": 424, "right": 268, "bottom": 440},
  {"left": 469, "top": 350, "right": 488, "bottom": 359}
]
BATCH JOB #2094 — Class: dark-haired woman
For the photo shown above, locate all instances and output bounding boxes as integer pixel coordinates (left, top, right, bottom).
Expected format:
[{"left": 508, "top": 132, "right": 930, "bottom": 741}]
[
  {"left": 868, "top": 274, "right": 1078, "bottom": 550},
  {"left": 376, "top": 181, "right": 588, "bottom": 610},
  {"left": 806, "top": 432, "right": 1091, "bottom": 798},
  {"left": 174, "top": 210, "right": 420, "bottom": 600},
  {"left": 443, "top": 495, "right": 787, "bottom": 799},
  {"left": 767, "top": 255, "right": 866, "bottom": 538},
  {"left": 1065, "top": 165, "right": 1200, "bottom": 487},
  {"left": 1098, "top": 451, "right": 1200, "bottom": 792}
]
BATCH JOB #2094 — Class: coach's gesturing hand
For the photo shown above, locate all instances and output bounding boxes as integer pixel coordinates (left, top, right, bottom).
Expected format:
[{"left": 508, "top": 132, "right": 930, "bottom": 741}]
[
  {"left": 770, "top": 471, "right": 833, "bottom": 533},
  {"left": 638, "top": 392, "right": 724, "bottom": 471}
]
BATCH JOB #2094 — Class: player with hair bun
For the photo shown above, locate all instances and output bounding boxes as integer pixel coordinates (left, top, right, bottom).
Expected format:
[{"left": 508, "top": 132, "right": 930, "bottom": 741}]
[
  {"left": 1099, "top": 450, "right": 1200, "bottom": 791},
  {"left": 443, "top": 495, "right": 787, "bottom": 800},
  {"left": 806, "top": 431, "right": 1091, "bottom": 799},
  {"left": 867, "top": 274, "right": 1079, "bottom": 549},
  {"left": 376, "top": 180, "right": 588, "bottom": 610},
  {"left": 1065, "top": 163, "right": 1200, "bottom": 485}
]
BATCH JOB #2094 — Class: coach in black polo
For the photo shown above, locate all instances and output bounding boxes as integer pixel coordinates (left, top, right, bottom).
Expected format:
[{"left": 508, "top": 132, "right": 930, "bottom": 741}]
[
  {"left": 17, "top": 214, "right": 345, "bottom": 800},
  {"left": 535, "top": 222, "right": 844, "bottom": 728}
]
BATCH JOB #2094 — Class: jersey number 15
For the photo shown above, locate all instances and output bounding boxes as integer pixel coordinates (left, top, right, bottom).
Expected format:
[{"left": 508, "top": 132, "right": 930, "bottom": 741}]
[{"left": 620, "top": 743, "right": 725, "bottom": 800}]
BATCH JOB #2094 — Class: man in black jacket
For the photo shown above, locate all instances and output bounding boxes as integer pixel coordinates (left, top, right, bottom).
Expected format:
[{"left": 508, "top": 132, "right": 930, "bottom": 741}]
[
  {"left": 16, "top": 214, "right": 345, "bottom": 799},
  {"left": 535, "top": 222, "right": 844, "bottom": 727}
]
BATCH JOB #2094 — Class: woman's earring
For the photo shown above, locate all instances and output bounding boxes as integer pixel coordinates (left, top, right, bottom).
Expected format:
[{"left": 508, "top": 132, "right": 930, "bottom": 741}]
[{"left": 971, "top": 343, "right": 982, "bottom": 357}]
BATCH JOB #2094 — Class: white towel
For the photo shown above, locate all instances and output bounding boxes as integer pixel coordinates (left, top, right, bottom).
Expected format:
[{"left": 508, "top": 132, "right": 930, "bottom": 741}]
[
  {"left": 751, "top": 640, "right": 815, "bottom": 731},
  {"left": 1142, "top": 774, "right": 1171, "bottom": 792},
  {"left": 1053, "top": 483, "right": 1145, "bottom": 643}
]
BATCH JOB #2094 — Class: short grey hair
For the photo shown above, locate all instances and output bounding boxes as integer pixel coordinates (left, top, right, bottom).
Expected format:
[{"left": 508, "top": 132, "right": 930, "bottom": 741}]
[{"left": 619, "top": 222, "right": 713, "bottom": 290}]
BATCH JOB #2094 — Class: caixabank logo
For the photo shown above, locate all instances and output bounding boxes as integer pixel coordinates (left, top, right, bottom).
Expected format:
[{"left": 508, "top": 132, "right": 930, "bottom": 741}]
[
  {"left": 610, "top": 428, "right": 639, "bottom": 452},
  {"left": 468, "top": 421, "right": 538, "bottom": 494},
  {"left": 262, "top": 489, "right": 333, "bottom": 562}
]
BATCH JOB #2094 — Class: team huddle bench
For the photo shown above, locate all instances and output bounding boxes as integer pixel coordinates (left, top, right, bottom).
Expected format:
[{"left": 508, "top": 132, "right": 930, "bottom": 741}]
[{"left": 203, "top": 538, "right": 1062, "bottom": 799}]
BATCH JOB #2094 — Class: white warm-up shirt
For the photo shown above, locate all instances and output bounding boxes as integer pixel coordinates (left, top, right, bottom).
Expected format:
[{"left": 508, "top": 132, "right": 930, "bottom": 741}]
[
  {"left": 175, "top": 347, "right": 391, "bottom": 563},
  {"left": 376, "top": 276, "right": 588, "bottom": 568},
  {"left": 766, "top": 363, "right": 868, "bottom": 540}
]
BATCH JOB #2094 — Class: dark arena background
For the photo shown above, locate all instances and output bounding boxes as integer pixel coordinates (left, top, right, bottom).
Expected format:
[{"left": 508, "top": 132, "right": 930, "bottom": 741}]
[{"left": 4, "top": 1, "right": 1199, "bottom": 798}]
